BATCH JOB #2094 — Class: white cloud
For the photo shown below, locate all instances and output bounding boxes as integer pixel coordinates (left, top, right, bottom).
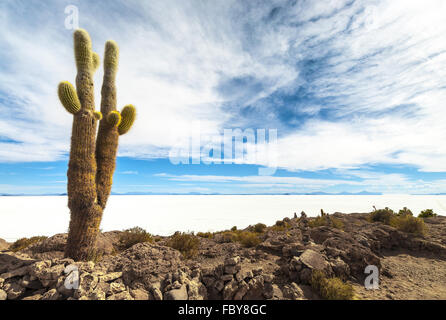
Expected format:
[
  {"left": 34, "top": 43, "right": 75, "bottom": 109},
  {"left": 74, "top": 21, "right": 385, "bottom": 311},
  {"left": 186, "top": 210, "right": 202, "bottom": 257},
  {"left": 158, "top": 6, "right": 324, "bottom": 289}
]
[{"left": 1, "top": 0, "right": 446, "bottom": 177}]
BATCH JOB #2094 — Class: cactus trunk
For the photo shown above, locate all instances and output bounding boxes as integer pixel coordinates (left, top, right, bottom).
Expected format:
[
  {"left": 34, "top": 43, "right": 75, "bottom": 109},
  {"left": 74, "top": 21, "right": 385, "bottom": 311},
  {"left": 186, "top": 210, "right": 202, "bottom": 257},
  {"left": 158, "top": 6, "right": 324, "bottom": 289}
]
[{"left": 59, "top": 30, "right": 136, "bottom": 261}]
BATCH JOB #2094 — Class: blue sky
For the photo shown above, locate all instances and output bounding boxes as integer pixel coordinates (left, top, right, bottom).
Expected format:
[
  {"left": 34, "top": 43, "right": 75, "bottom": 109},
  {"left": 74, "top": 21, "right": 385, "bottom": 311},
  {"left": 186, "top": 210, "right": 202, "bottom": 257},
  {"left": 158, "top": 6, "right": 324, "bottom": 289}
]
[{"left": 1, "top": 0, "right": 446, "bottom": 194}]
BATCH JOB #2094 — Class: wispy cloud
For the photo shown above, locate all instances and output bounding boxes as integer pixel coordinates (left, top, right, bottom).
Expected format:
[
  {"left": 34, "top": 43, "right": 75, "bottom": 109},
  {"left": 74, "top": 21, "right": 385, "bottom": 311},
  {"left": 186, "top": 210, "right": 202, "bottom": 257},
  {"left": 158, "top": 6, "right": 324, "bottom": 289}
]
[
  {"left": 1, "top": 0, "right": 446, "bottom": 180},
  {"left": 120, "top": 171, "right": 138, "bottom": 175}
]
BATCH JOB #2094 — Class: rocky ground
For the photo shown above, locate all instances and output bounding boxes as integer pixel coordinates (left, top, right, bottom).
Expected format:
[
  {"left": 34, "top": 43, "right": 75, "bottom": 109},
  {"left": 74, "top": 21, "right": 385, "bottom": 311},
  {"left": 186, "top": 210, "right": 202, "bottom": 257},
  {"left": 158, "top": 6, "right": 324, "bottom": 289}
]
[{"left": 0, "top": 212, "right": 445, "bottom": 300}]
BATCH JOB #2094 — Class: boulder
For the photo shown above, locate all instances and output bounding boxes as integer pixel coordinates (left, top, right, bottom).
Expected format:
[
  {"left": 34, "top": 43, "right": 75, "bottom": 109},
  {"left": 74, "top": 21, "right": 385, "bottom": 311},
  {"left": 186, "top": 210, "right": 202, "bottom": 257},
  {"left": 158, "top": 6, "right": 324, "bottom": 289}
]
[
  {"left": 4, "top": 282, "right": 25, "bottom": 300},
  {"left": 299, "top": 249, "right": 330, "bottom": 272},
  {"left": 243, "top": 276, "right": 264, "bottom": 300},
  {"left": 222, "top": 280, "right": 238, "bottom": 300},
  {"left": 41, "top": 288, "right": 60, "bottom": 300},
  {"left": 105, "top": 243, "right": 183, "bottom": 287},
  {"left": 164, "top": 284, "right": 188, "bottom": 300},
  {"left": 282, "top": 283, "right": 304, "bottom": 300},
  {"left": 130, "top": 288, "right": 150, "bottom": 300},
  {"left": 106, "top": 290, "right": 133, "bottom": 300}
]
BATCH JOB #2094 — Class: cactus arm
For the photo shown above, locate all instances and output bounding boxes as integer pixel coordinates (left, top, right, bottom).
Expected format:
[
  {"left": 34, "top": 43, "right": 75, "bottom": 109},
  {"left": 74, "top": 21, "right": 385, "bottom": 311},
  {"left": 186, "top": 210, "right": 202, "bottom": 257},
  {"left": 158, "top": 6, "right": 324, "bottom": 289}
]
[
  {"left": 94, "top": 111, "right": 103, "bottom": 120},
  {"left": 95, "top": 40, "right": 120, "bottom": 209},
  {"left": 118, "top": 104, "right": 136, "bottom": 135},
  {"left": 92, "top": 52, "right": 100, "bottom": 72},
  {"left": 58, "top": 81, "right": 81, "bottom": 114},
  {"left": 107, "top": 111, "right": 121, "bottom": 127}
]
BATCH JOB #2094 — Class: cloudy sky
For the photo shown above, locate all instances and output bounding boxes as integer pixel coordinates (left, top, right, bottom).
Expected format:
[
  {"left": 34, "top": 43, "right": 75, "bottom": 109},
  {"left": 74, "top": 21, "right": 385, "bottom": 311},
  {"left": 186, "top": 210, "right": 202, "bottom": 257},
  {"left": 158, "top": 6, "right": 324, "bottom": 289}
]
[{"left": 1, "top": 0, "right": 446, "bottom": 194}]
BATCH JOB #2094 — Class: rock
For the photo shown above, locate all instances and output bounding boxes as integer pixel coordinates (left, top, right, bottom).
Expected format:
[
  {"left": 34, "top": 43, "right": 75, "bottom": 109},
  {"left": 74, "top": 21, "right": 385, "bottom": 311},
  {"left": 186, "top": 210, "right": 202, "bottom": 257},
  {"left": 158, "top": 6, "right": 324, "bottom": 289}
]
[
  {"left": 152, "top": 287, "right": 163, "bottom": 300},
  {"left": 74, "top": 273, "right": 99, "bottom": 299},
  {"left": 223, "top": 280, "right": 238, "bottom": 300},
  {"left": 252, "top": 267, "right": 263, "bottom": 276},
  {"left": 263, "top": 274, "right": 274, "bottom": 283},
  {"left": 0, "top": 289, "right": 6, "bottom": 300},
  {"left": 270, "top": 284, "right": 283, "bottom": 300},
  {"left": 289, "top": 256, "right": 303, "bottom": 272},
  {"left": 282, "top": 283, "right": 304, "bottom": 300},
  {"left": 130, "top": 288, "right": 149, "bottom": 300},
  {"left": 221, "top": 274, "right": 233, "bottom": 282},
  {"left": 106, "top": 290, "right": 133, "bottom": 300},
  {"left": 263, "top": 282, "right": 274, "bottom": 299},
  {"left": 233, "top": 281, "right": 249, "bottom": 300},
  {"left": 31, "top": 262, "right": 65, "bottom": 285},
  {"left": 299, "top": 249, "right": 330, "bottom": 272},
  {"left": 282, "top": 243, "right": 305, "bottom": 257},
  {"left": 171, "top": 280, "right": 182, "bottom": 290},
  {"left": 80, "top": 261, "right": 95, "bottom": 273},
  {"left": 0, "top": 253, "right": 37, "bottom": 274},
  {"left": 235, "top": 270, "right": 253, "bottom": 282},
  {"left": 95, "top": 281, "right": 110, "bottom": 296},
  {"left": 243, "top": 276, "right": 264, "bottom": 300},
  {"left": 105, "top": 243, "right": 183, "bottom": 287},
  {"left": 202, "top": 276, "right": 215, "bottom": 287},
  {"left": 108, "top": 281, "right": 126, "bottom": 295},
  {"left": 224, "top": 256, "right": 241, "bottom": 266},
  {"left": 0, "top": 277, "right": 4, "bottom": 288},
  {"left": 20, "top": 276, "right": 43, "bottom": 290},
  {"left": 22, "top": 293, "right": 43, "bottom": 300},
  {"left": 299, "top": 268, "right": 312, "bottom": 284},
  {"left": 186, "top": 279, "right": 207, "bottom": 300},
  {"left": 4, "top": 282, "right": 25, "bottom": 300},
  {"left": 214, "top": 280, "right": 225, "bottom": 292},
  {"left": 330, "top": 257, "right": 350, "bottom": 279},
  {"left": 224, "top": 264, "right": 241, "bottom": 275},
  {"left": 41, "top": 288, "right": 60, "bottom": 300},
  {"left": 165, "top": 285, "right": 188, "bottom": 300},
  {"left": 0, "top": 265, "right": 29, "bottom": 280}
]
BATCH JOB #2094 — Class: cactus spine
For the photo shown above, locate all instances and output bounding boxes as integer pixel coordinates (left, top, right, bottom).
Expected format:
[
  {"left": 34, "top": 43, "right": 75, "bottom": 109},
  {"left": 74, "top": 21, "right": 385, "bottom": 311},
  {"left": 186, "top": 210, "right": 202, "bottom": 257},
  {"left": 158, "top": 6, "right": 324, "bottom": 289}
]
[{"left": 58, "top": 29, "right": 136, "bottom": 261}]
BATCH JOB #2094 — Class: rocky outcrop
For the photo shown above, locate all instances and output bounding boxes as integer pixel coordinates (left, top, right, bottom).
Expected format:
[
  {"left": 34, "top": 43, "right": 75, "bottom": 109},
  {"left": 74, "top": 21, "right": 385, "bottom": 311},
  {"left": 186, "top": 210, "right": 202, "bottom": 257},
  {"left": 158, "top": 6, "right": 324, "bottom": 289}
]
[{"left": 1, "top": 213, "right": 445, "bottom": 300}]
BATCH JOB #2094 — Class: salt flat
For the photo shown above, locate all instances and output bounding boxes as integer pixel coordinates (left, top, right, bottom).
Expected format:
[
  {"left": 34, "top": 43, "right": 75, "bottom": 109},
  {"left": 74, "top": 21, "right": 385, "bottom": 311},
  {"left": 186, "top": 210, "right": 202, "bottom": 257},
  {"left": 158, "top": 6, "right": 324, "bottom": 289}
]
[{"left": 1, "top": 195, "right": 445, "bottom": 242}]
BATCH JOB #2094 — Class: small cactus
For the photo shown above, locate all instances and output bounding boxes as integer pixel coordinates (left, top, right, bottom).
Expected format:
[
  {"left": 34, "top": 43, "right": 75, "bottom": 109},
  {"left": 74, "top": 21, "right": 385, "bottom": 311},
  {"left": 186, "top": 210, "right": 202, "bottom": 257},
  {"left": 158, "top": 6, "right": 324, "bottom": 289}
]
[
  {"left": 94, "top": 111, "right": 103, "bottom": 120},
  {"left": 118, "top": 104, "right": 136, "bottom": 135}
]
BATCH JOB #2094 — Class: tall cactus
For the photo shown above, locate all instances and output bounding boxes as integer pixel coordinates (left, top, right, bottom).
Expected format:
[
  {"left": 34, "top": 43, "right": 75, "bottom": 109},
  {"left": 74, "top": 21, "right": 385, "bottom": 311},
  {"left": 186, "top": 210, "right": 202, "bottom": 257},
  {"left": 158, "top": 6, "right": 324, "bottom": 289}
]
[{"left": 58, "top": 29, "right": 136, "bottom": 261}]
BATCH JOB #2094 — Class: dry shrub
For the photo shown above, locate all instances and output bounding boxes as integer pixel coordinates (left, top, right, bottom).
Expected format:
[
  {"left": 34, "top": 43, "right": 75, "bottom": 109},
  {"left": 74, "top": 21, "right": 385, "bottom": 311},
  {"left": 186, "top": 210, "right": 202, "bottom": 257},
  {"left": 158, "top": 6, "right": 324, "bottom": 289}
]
[
  {"left": 118, "top": 227, "right": 153, "bottom": 251},
  {"left": 10, "top": 236, "right": 48, "bottom": 252},
  {"left": 237, "top": 231, "right": 261, "bottom": 247},
  {"left": 418, "top": 209, "right": 437, "bottom": 219},
  {"left": 369, "top": 207, "right": 394, "bottom": 224},
  {"left": 310, "top": 270, "right": 354, "bottom": 300},
  {"left": 271, "top": 220, "right": 290, "bottom": 232},
  {"left": 390, "top": 215, "right": 426, "bottom": 236},
  {"left": 309, "top": 215, "right": 344, "bottom": 230},
  {"left": 167, "top": 232, "right": 200, "bottom": 259},
  {"left": 197, "top": 232, "right": 213, "bottom": 239},
  {"left": 250, "top": 223, "right": 267, "bottom": 233}
]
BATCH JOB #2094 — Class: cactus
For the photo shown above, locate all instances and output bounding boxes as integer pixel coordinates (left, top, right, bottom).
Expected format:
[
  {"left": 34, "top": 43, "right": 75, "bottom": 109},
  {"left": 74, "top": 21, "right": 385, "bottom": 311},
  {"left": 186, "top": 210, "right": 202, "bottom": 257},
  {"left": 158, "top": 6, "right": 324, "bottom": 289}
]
[
  {"left": 107, "top": 111, "right": 121, "bottom": 127},
  {"left": 118, "top": 105, "right": 136, "bottom": 135},
  {"left": 58, "top": 29, "right": 136, "bottom": 261},
  {"left": 58, "top": 82, "right": 81, "bottom": 114}
]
